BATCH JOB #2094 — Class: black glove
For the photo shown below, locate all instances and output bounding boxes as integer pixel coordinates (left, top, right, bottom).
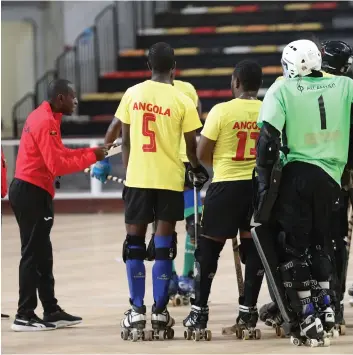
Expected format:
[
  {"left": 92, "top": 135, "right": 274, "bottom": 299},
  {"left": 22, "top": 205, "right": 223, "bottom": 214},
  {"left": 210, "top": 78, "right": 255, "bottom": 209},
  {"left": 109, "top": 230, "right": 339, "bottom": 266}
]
[{"left": 187, "top": 164, "right": 209, "bottom": 190}]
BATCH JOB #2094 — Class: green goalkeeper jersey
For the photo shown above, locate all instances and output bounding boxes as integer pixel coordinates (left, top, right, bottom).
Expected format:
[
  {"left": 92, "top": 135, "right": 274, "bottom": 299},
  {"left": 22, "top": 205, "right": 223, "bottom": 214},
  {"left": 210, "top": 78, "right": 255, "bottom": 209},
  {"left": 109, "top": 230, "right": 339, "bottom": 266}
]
[{"left": 258, "top": 75, "right": 353, "bottom": 185}]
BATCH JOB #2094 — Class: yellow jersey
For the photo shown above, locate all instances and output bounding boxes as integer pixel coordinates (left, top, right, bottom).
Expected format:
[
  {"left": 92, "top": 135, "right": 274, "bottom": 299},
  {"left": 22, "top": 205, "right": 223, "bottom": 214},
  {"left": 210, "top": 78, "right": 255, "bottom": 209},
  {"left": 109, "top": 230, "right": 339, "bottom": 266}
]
[
  {"left": 201, "top": 98, "right": 262, "bottom": 182},
  {"left": 173, "top": 80, "right": 199, "bottom": 162},
  {"left": 116, "top": 80, "right": 202, "bottom": 191}
]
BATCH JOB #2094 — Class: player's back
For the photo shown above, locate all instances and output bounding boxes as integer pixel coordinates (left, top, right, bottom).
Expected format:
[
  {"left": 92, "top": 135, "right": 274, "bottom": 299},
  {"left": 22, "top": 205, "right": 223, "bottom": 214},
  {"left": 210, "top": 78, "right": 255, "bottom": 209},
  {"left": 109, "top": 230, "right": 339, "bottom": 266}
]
[
  {"left": 202, "top": 98, "right": 262, "bottom": 182},
  {"left": 120, "top": 80, "right": 201, "bottom": 191},
  {"left": 270, "top": 75, "right": 353, "bottom": 184}
]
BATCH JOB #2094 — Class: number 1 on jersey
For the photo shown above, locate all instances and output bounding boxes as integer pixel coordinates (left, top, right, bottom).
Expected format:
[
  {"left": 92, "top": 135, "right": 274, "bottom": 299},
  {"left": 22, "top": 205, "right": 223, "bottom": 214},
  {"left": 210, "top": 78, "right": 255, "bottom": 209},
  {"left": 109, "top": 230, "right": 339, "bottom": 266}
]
[
  {"left": 318, "top": 95, "right": 327, "bottom": 130},
  {"left": 142, "top": 113, "right": 156, "bottom": 152}
]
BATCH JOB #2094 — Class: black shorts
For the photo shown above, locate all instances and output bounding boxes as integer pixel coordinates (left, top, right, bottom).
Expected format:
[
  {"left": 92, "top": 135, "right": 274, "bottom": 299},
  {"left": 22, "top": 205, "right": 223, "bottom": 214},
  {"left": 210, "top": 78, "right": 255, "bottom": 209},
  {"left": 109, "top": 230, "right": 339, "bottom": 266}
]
[
  {"left": 123, "top": 187, "right": 184, "bottom": 224},
  {"left": 201, "top": 180, "right": 253, "bottom": 238},
  {"left": 273, "top": 162, "right": 340, "bottom": 250}
]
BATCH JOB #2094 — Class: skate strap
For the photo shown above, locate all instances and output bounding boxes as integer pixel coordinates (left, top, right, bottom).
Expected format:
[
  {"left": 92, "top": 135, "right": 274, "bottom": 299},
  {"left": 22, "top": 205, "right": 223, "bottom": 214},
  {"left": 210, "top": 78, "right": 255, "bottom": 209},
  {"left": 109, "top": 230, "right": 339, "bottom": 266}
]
[
  {"left": 299, "top": 296, "right": 312, "bottom": 306},
  {"left": 283, "top": 280, "right": 311, "bottom": 290},
  {"left": 312, "top": 288, "right": 334, "bottom": 304}
]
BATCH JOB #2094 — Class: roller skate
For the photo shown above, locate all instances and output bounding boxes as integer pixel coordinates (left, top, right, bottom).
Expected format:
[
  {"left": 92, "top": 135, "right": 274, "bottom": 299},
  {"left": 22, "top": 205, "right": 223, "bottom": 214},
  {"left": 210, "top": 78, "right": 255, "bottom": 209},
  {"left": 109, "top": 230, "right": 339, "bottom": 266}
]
[
  {"left": 290, "top": 315, "right": 330, "bottom": 347},
  {"left": 150, "top": 304, "right": 175, "bottom": 340},
  {"left": 183, "top": 305, "right": 212, "bottom": 341},
  {"left": 178, "top": 276, "right": 194, "bottom": 306},
  {"left": 168, "top": 272, "right": 182, "bottom": 307},
  {"left": 318, "top": 306, "right": 338, "bottom": 338},
  {"left": 120, "top": 304, "right": 152, "bottom": 342},
  {"left": 259, "top": 301, "right": 286, "bottom": 338},
  {"left": 231, "top": 305, "right": 261, "bottom": 340},
  {"left": 335, "top": 303, "right": 346, "bottom": 335}
]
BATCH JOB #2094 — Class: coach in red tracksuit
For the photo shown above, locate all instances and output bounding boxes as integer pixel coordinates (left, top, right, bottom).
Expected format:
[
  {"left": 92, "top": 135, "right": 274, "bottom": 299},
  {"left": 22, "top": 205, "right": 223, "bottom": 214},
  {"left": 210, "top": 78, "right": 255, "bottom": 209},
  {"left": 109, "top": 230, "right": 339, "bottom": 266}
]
[{"left": 9, "top": 79, "right": 107, "bottom": 332}]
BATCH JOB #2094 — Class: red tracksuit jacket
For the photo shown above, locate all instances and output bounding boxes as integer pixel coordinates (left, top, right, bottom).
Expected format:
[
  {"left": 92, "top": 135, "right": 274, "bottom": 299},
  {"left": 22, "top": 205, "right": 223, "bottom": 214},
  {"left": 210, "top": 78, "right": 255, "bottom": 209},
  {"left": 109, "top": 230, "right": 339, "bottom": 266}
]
[
  {"left": 1, "top": 148, "right": 7, "bottom": 198},
  {"left": 15, "top": 101, "right": 97, "bottom": 197}
]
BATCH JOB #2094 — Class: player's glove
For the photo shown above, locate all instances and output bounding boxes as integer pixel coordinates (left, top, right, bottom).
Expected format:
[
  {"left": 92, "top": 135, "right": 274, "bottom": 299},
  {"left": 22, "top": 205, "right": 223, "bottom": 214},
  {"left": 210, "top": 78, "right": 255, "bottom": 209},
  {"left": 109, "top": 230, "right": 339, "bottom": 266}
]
[
  {"left": 187, "top": 164, "right": 209, "bottom": 191},
  {"left": 91, "top": 158, "right": 112, "bottom": 183}
]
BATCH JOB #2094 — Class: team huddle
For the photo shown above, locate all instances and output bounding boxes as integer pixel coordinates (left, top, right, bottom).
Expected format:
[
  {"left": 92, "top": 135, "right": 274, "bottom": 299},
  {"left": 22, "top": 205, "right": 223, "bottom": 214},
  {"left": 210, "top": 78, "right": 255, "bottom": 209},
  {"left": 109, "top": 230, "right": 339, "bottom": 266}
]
[{"left": 92, "top": 39, "right": 353, "bottom": 346}]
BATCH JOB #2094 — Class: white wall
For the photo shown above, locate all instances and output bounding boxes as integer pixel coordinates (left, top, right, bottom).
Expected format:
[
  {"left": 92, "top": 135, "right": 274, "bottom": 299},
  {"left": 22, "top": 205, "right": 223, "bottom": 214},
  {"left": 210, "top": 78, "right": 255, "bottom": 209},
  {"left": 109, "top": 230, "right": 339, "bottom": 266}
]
[
  {"left": 1, "top": 22, "right": 35, "bottom": 136},
  {"left": 1, "top": 2, "right": 46, "bottom": 79},
  {"left": 63, "top": 1, "right": 113, "bottom": 45}
]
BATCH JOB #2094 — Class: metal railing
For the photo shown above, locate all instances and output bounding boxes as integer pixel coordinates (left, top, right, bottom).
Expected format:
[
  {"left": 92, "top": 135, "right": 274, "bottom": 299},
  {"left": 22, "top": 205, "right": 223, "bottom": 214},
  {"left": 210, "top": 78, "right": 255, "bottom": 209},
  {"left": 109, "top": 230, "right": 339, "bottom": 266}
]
[
  {"left": 12, "top": 93, "right": 35, "bottom": 138},
  {"left": 75, "top": 26, "right": 98, "bottom": 95},
  {"left": 35, "top": 70, "right": 57, "bottom": 106},
  {"left": 94, "top": 4, "right": 118, "bottom": 75},
  {"left": 11, "top": 1, "right": 164, "bottom": 138}
]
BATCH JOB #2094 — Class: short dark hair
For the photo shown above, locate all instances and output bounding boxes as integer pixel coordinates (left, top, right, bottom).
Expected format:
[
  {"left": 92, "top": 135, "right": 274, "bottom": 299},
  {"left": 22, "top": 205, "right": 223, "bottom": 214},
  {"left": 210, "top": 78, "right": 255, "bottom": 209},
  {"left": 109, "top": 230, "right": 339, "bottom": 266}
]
[
  {"left": 233, "top": 60, "right": 263, "bottom": 91},
  {"left": 47, "top": 79, "right": 72, "bottom": 101},
  {"left": 148, "top": 42, "right": 175, "bottom": 73}
]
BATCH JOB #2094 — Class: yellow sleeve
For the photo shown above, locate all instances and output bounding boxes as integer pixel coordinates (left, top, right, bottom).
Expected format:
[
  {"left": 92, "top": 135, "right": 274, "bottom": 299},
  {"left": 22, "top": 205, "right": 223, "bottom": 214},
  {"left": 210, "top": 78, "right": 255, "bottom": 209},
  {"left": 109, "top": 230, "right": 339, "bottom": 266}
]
[
  {"left": 201, "top": 105, "right": 220, "bottom": 141},
  {"left": 182, "top": 96, "right": 203, "bottom": 133},
  {"left": 115, "top": 89, "right": 130, "bottom": 124},
  {"left": 187, "top": 83, "right": 199, "bottom": 107}
]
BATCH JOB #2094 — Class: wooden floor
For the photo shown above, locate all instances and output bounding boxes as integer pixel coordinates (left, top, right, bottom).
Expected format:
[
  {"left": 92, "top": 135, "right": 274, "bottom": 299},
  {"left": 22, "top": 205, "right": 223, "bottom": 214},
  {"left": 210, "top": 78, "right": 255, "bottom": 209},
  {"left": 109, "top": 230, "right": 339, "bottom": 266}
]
[{"left": 2, "top": 213, "right": 353, "bottom": 354}]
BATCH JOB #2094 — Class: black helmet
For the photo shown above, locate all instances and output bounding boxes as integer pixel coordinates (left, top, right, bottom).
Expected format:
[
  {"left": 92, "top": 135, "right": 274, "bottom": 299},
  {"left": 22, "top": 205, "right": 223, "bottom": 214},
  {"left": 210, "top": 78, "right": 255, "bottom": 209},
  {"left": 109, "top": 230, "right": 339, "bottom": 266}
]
[{"left": 321, "top": 40, "right": 353, "bottom": 75}]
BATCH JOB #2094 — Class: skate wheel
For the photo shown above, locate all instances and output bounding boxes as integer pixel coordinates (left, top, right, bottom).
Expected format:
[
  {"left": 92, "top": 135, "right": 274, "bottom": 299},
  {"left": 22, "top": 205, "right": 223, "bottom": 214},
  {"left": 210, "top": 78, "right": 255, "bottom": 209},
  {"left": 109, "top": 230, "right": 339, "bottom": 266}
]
[
  {"left": 332, "top": 329, "right": 339, "bottom": 338},
  {"left": 158, "top": 330, "right": 165, "bottom": 340},
  {"left": 182, "top": 297, "right": 190, "bottom": 306},
  {"left": 290, "top": 336, "right": 301, "bottom": 346},
  {"left": 254, "top": 329, "right": 261, "bottom": 340},
  {"left": 235, "top": 327, "right": 242, "bottom": 339},
  {"left": 121, "top": 329, "right": 129, "bottom": 341},
  {"left": 205, "top": 329, "right": 212, "bottom": 341},
  {"left": 172, "top": 295, "right": 181, "bottom": 307},
  {"left": 166, "top": 328, "right": 174, "bottom": 340},
  {"left": 130, "top": 330, "right": 138, "bottom": 342},
  {"left": 276, "top": 326, "right": 286, "bottom": 338},
  {"left": 339, "top": 324, "right": 346, "bottom": 335},
  {"left": 323, "top": 337, "right": 330, "bottom": 347},
  {"left": 192, "top": 330, "right": 201, "bottom": 341},
  {"left": 349, "top": 299, "right": 353, "bottom": 307},
  {"left": 242, "top": 329, "right": 250, "bottom": 340},
  {"left": 184, "top": 329, "right": 192, "bottom": 340},
  {"left": 309, "top": 339, "right": 319, "bottom": 348}
]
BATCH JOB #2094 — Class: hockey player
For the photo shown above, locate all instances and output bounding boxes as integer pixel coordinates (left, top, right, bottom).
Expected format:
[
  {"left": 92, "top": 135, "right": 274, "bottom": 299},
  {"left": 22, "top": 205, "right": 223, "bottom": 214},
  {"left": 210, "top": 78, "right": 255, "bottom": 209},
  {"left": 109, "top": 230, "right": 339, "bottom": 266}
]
[
  {"left": 260, "top": 40, "right": 353, "bottom": 334},
  {"left": 253, "top": 39, "right": 353, "bottom": 347},
  {"left": 321, "top": 40, "right": 353, "bottom": 329},
  {"left": 115, "top": 42, "right": 208, "bottom": 340},
  {"left": 183, "top": 60, "right": 264, "bottom": 340}
]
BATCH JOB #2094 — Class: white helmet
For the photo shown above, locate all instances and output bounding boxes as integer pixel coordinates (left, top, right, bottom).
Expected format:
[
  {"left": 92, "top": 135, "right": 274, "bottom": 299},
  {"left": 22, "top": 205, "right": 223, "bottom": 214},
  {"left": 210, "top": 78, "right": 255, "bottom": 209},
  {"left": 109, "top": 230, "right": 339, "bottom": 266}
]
[{"left": 281, "top": 39, "right": 322, "bottom": 78}]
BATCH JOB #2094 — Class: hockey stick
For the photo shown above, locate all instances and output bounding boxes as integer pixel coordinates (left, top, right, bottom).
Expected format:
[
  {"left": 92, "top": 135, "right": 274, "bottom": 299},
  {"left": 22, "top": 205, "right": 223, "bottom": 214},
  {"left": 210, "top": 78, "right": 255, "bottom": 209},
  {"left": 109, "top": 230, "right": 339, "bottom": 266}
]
[
  {"left": 104, "top": 144, "right": 122, "bottom": 158},
  {"left": 84, "top": 167, "right": 125, "bottom": 185},
  {"left": 221, "top": 236, "right": 245, "bottom": 335}
]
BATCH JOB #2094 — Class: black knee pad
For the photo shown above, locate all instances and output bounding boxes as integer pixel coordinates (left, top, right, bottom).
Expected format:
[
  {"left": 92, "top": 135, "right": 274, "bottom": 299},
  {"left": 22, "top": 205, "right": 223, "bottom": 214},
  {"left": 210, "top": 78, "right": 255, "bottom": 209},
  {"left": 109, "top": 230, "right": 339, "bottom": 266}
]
[
  {"left": 195, "top": 237, "right": 224, "bottom": 275},
  {"left": 146, "top": 232, "right": 177, "bottom": 261},
  {"left": 279, "top": 258, "right": 312, "bottom": 291},
  {"left": 122, "top": 235, "right": 146, "bottom": 263},
  {"left": 311, "top": 247, "right": 332, "bottom": 281},
  {"left": 239, "top": 238, "right": 257, "bottom": 264}
]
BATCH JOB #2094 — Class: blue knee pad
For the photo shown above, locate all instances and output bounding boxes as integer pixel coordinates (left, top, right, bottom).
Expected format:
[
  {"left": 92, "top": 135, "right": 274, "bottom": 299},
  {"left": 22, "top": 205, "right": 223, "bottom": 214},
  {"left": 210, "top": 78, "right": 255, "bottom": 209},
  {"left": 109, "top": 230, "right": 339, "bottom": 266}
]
[
  {"left": 152, "top": 235, "right": 175, "bottom": 310},
  {"left": 123, "top": 235, "right": 146, "bottom": 308}
]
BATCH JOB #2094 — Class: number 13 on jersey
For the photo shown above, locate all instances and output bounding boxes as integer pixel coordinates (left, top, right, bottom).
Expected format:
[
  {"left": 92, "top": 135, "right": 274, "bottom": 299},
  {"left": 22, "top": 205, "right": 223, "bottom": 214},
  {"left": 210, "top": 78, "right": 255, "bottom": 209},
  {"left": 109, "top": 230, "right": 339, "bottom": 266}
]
[{"left": 233, "top": 130, "right": 259, "bottom": 161}]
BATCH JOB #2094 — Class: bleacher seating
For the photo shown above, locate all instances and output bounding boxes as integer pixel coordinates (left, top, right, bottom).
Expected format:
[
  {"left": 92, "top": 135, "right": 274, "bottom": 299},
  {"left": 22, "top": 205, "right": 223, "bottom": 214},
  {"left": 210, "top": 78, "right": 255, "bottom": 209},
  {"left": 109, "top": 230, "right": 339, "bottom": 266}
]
[{"left": 75, "top": 1, "right": 352, "bottom": 136}]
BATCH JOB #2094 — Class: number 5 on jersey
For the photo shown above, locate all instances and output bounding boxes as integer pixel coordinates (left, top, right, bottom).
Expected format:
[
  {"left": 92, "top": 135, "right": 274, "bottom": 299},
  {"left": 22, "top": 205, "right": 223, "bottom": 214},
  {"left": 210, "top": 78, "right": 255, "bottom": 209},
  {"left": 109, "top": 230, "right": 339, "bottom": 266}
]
[
  {"left": 142, "top": 113, "right": 157, "bottom": 152},
  {"left": 233, "top": 130, "right": 259, "bottom": 161}
]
